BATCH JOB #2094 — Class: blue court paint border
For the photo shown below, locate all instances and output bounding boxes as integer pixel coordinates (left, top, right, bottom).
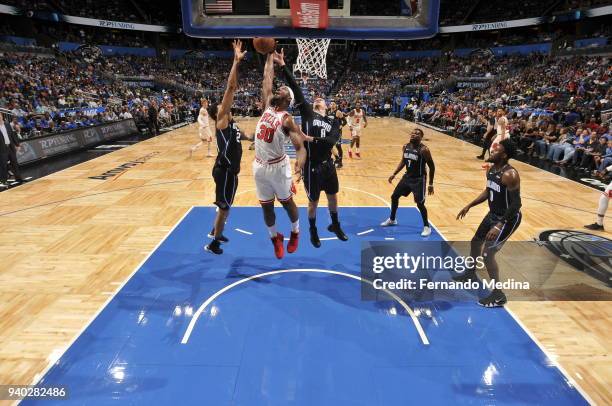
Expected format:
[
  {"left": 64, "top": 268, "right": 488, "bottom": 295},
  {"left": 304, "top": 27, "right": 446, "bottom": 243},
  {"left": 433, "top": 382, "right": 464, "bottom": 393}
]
[{"left": 25, "top": 206, "right": 593, "bottom": 405}]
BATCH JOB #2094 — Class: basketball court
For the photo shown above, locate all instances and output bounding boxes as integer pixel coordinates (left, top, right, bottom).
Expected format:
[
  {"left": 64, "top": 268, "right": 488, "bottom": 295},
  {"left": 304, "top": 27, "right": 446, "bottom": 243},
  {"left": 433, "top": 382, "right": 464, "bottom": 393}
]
[
  {"left": 0, "top": 0, "right": 611, "bottom": 405},
  {"left": 1, "top": 117, "right": 609, "bottom": 405}
]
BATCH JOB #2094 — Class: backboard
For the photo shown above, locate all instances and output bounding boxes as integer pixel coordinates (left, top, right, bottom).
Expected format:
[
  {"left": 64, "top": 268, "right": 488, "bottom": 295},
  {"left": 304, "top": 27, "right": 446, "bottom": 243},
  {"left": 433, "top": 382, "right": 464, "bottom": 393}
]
[{"left": 181, "top": 0, "right": 439, "bottom": 40}]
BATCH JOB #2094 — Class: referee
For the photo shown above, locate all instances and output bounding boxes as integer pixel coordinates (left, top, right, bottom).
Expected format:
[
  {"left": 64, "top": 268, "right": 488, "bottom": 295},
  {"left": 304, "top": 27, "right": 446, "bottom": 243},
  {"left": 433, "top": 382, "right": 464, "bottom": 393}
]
[
  {"left": 205, "top": 40, "right": 253, "bottom": 255},
  {"left": 274, "top": 49, "right": 348, "bottom": 248}
]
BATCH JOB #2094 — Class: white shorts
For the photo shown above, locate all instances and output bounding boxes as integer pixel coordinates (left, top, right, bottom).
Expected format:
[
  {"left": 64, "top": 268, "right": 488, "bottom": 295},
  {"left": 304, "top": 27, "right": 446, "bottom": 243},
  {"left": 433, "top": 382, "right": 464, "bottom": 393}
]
[
  {"left": 253, "top": 155, "right": 294, "bottom": 204},
  {"left": 351, "top": 127, "right": 362, "bottom": 138},
  {"left": 199, "top": 126, "right": 212, "bottom": 141}
]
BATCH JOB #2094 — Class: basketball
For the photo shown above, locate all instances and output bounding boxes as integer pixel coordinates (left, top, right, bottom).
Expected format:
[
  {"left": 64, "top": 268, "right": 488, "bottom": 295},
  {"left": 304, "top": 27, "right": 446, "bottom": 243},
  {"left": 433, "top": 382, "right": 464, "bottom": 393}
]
[{"left": 253, "top": 37, "right": 276, "bottom": 54}]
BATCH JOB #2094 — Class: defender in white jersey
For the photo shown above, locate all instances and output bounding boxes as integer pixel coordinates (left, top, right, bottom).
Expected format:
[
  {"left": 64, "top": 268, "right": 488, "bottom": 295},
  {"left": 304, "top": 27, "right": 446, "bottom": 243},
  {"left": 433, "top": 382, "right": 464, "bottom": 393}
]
[
  {"left": 253, "top": 50, "right": 311, "bottom": 259},
  {"left": 490, "top": 107, "right": 509, "bottom": 154},
  {"left": 348, "top": 101, "right": 367, "bottom": 159},
  {"left": 190, "top": 98, "right": 213, "bottom": 157}
]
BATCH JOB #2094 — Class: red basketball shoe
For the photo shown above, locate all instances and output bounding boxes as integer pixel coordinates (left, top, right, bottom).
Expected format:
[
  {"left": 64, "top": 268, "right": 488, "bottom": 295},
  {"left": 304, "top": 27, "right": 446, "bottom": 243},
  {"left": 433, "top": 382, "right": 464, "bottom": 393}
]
[
  {"left": 271, "top": 233, "right": 284, "bottom": 259},
  {"left": 287, "top": 231, "right": 299, "bottom": 254}
]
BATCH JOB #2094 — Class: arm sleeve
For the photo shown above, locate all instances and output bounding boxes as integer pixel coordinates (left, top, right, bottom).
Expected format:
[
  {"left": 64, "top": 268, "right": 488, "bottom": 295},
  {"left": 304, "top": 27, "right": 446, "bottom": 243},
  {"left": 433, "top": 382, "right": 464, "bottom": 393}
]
[{"left": 281, "top": 65, "right": 312, "bottom": 120}]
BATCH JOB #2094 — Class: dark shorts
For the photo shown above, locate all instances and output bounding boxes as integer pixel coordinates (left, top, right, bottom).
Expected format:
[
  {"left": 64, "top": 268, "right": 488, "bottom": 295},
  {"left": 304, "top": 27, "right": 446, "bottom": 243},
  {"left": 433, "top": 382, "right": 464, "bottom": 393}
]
[
  {"left": 213, "top": 165, "right": 238, "bottom": 210},
  {"left": 393, "top": 175, "right": 426, "bottom": 204},
  {"left": 303, "top": 159, "right": 339, "bottom": 202},
  {"left": 473, "top": 212, "right": 522, "bottom": 253}
]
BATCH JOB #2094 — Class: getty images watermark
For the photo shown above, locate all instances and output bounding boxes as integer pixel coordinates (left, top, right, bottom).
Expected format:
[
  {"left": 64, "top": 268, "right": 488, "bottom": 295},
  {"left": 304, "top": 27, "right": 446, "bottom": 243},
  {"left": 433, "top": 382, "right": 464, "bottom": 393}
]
[
  {"left": 360, "top": 241, "right": 535, "bottom": 302},
  {"left": 370, "top": 251, "right": 529, "bottom": 291}
]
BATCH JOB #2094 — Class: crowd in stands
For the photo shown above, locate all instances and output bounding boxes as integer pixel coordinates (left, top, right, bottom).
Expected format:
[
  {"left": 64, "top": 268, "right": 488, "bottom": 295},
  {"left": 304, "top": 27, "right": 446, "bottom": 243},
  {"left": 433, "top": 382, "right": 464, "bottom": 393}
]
[
  {"left": 4, "top": 0, "right": 180, "bottom": 25},
  {"left": 403, "top": 55, "right": 611, "bottom": 176},
  {"left": 0, "top": 51, "right": 195, "bottom": 139},
  {"left": 1, "top": 2, "right": 610, "bottom": 178},
  {"left": 439, "top": 0, "right": 611, "bottom": 25}
]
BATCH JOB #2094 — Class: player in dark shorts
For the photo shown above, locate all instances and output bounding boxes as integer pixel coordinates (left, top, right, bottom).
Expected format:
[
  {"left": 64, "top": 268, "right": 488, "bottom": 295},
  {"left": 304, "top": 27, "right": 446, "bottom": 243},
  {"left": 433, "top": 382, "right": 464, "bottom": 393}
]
[
  {"left": 381, "top": 128, "right": 435, "bottom": 237},
  {"left": 330, "top": 102, "right": 347, "bottom": 168},
  {"left": 476, "top": 109, "right": 496, "bottom": 160},
  {"left": 455, "top": 139, "right": 522, "bottom": 307},
  {"left": 205, "top": 40, "right": 253, "bottom": 255},
  {"left": 275, "top": 49, "right": 348, "bottom": 248}
]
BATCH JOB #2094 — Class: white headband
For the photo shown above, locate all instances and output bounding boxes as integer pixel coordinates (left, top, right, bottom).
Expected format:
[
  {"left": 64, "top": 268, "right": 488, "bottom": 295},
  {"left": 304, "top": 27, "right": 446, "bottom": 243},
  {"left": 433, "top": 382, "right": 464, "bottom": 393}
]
[{"left": 285, "top": 86, "right": 295, "bottom": 107}]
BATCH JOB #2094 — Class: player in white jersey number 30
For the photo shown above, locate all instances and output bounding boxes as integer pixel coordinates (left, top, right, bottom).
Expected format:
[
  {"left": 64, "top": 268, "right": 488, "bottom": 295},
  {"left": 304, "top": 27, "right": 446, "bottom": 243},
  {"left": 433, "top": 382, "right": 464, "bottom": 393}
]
[{"left": 253, "top": 50, "right": 313, "bottom": 259}]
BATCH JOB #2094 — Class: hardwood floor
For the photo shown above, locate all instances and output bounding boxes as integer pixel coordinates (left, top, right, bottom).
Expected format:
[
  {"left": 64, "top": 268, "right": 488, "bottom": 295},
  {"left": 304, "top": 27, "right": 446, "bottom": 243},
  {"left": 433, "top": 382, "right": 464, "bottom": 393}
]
[{"left": 0, "top": 117, "right": 609, "bottom": 405}]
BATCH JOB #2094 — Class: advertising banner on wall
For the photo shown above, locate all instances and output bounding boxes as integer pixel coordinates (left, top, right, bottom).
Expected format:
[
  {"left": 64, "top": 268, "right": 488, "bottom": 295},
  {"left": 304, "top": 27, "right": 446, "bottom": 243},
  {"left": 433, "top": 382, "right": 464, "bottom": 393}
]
[{"left": 16, "top": 119, "right": 138, "bottom": 165}]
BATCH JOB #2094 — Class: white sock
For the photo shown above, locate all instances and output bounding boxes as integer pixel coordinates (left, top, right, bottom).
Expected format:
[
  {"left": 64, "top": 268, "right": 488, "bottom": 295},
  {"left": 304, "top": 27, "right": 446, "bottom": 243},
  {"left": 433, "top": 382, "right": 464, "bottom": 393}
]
[
  {"left": 268, "top": 225, "right": 277, "bottom": 238},
  {"left": 597, "top": 193, "right": 608, "bottom": 226},
  {"left": 291, "top": 220, "right": 299, "bottom": 233}
]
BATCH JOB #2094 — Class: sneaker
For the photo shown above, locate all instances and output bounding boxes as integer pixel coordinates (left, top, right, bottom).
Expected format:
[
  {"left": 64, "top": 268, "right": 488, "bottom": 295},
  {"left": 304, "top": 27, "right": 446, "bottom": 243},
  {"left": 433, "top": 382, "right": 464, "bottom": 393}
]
[
  {"left": 271, "top": 233, "right": 285, "bottom": 259},
  {"left": 356, "top": 152, "right": 361, "bottom": 159},
  {"left": 476, "top": 155, "right": 484, "bottom": 160},
  {"left": 205, "top": 239, "right": 223, "bottom": 255},
  {"left": 478, "top": 290, "right": 507, "bottom": 308},
  {"left": 207, "top": 232, "right": 229, "bottom": 243},
  {"left": 335, "top": 160, "right": 343, "bottom": 169},
  {"left": 380, "top": 218, "right": 397, "bottom": 227},
  {"left": 421, "top": 226, "right": 431, "bottom": 237},
  {"left": 309, "top": 227, "right": 321, "bottom": 248},
  {"left": 287, "top": 231, "right": 299, "bottom": 254},
  {"left": 584, "top": 223, "right": 604, "bottom": 231},
  {"left": 348, "top": 151, "right": 353, "bottom": 159},
  {"left": 328, "top": 223, "right": 348, "bottom": 241}
]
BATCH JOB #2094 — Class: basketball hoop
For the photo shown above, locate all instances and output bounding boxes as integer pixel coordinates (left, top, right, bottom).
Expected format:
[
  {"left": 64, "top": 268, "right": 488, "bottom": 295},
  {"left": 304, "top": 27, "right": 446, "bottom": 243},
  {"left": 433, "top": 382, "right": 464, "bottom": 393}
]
[{"left": 294, "top": 38, "right": 330, "bottom": 80}]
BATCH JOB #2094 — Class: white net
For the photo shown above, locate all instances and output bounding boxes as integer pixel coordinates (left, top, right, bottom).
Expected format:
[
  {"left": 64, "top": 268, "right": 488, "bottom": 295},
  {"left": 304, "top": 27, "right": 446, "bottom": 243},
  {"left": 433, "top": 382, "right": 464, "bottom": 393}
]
[{"left": 293, "top": 38, "right": 331, "bottom": 79}]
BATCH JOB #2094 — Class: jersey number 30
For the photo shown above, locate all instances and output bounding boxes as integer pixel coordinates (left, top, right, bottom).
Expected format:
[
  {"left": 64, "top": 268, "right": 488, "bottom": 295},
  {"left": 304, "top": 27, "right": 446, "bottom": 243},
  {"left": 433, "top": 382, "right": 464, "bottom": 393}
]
[{"left": 256, "top": 125, "right": 274, "bottom": 143}]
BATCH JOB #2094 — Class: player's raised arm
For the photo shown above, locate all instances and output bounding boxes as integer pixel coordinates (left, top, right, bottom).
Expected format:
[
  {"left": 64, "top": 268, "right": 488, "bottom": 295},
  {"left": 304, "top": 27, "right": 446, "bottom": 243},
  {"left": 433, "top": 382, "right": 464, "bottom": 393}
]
[
  {"left": 217, "top": 39, "right": 246, "bottom": 129},
  {"left": 273, "top": 48, "right": 312, "bottom": 119},
  {"left": 388, "top": 145, "right": 407, "bottom": 184},
  {"left": 262, "top": 52, "right": 274, "bottom": 109}
]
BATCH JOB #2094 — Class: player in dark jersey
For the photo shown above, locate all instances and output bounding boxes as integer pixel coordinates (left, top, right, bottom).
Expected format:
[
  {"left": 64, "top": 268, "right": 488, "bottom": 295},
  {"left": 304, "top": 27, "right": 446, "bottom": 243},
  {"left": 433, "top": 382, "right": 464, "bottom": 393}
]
[
  {"left": 205, "top": 40, "right": 253, "bottom": 255},
  {"left": 381, "top": 128, "right": 435, "bottom": 237},
  {"left": 274, "top": 49, "right": 348, "bottom": 248},
  {"left": 330, "top": 102, "right": 347, "bottom": 168},
  {"left": 455, "top": 139, "right": 522, "bottom": 307}
]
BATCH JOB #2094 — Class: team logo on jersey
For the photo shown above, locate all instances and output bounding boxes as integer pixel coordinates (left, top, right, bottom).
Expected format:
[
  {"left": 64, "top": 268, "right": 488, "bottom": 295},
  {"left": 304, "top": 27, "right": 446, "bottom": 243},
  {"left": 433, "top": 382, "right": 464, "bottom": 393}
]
[{"left": 538, "top": 230, "right": 612, "bottom": 287}]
